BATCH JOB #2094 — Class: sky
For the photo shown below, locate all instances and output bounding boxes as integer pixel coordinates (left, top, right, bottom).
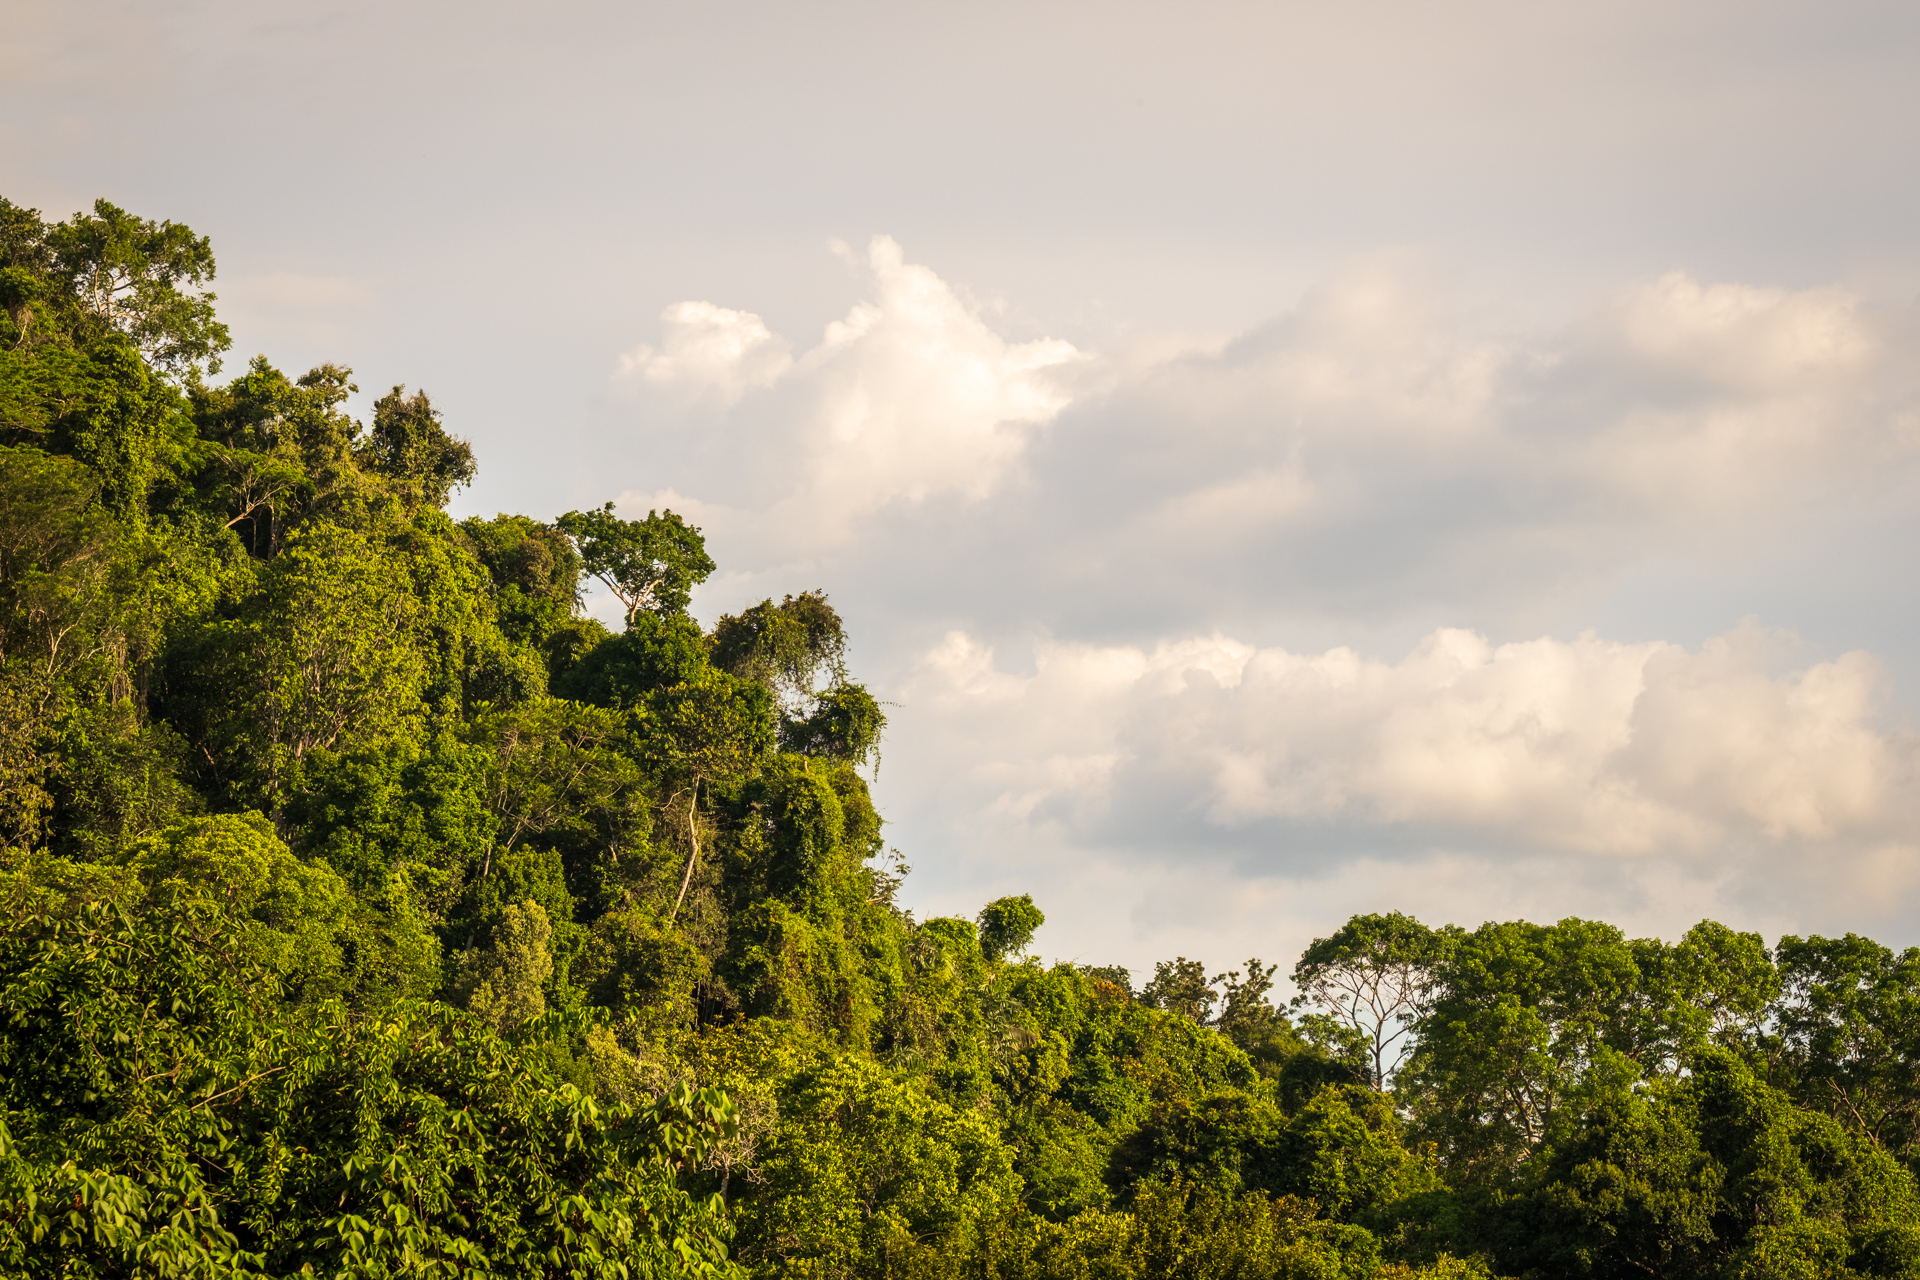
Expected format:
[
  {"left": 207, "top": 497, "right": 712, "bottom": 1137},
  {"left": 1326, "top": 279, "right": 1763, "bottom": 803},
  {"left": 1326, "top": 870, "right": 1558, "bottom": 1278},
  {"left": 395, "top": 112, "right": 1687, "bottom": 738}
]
[{"left": 9, "top": 0, "right": 1920, "bottom": 983}]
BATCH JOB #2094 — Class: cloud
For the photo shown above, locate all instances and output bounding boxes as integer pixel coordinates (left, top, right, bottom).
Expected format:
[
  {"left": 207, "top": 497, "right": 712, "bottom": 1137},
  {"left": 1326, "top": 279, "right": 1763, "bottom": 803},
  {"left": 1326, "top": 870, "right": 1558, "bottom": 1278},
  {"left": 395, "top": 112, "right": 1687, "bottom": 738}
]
[
  {"left": 894, "top": 622, "right": 1920, "bottom": 917},
  {"left": 618, "top": 301, "right": 793, "bottom": 404},
  {"left": 614, "top": 247, "right": 1920, "bottom": 637},
  {"left": 598, "top": 243, "right": 1920, "bottom": 966},
  {"left": 611, "top": 236, "right": 1088, "bottom": 561},
  {"left": 834, "top": 260, "right": 1920, "bottom": 651},
  {"left": 795, "top": 237, "right": 1086, "bottom": 514},
  {"left": 1606, "top": 272, "right": 1875, "bottom": 391}
]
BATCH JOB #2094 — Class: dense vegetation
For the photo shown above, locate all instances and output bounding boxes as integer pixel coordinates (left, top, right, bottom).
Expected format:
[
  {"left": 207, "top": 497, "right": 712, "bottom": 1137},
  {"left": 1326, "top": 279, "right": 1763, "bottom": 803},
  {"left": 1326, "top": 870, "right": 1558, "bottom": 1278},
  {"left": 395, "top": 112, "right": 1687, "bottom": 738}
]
[{"left": 4, "top": 195, "right": 1920, "bottom": 1279}]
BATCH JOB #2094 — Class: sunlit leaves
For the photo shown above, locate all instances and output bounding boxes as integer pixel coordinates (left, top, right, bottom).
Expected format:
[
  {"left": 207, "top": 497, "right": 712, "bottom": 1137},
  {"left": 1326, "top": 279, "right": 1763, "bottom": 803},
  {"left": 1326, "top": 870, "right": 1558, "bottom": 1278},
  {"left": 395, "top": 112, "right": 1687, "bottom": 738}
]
[{"left": 556, "top": 504, "right": 714, "bottom": 628}]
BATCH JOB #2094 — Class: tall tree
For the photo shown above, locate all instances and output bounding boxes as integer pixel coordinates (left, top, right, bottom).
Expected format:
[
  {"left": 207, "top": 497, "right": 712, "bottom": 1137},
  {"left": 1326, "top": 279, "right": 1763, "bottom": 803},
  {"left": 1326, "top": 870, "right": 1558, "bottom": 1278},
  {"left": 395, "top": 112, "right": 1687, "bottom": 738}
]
[
  {"left": 711, "top": 591, "right": 848, "bottom": 702},
  {"left": 0, "top": 448, "right": 124, "bottom": 848},
  {"left": 359, "top": 385, "right": 475, "bottom": 513},
  {"left": 977, "top": 894, "right": 1044, "bottom": 962},
  {"left": 1770, "top": 932, "right": 1920, "bottom": 1166},
  {"left": 1142, "top": 957, "right": 1218, "bottom": 1025},
  {"left": 1399, "top": 917, "right": 1660, "bottom": 1178},
  {"left": 2, "top": 196, "right": 229, "bottom": 379},
  {"left": 461, "top": 511, "right": 587, "bottom": 648},
  {"left": 190, "top": 358, "right": 364, "bottom": 557},
  {"left": 557, "top": 502, "right": 715, "bottom": 627},
  {"left": 648, "top": 671, "right": 775, "bottom": 922},
  {"left": 167, "top": 523, "right": 424, "bottom": 810},
  {"left": 1291, "top": 911, "right": 1449, "bottom": 1090}
]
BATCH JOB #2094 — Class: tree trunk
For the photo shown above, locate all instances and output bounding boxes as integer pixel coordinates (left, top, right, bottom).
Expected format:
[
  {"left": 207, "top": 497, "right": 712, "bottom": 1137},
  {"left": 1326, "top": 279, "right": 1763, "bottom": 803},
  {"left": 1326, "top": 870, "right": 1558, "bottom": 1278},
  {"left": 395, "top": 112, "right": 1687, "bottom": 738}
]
[{"left": 669, "top": 779, "right": 701, "bottom": 922}]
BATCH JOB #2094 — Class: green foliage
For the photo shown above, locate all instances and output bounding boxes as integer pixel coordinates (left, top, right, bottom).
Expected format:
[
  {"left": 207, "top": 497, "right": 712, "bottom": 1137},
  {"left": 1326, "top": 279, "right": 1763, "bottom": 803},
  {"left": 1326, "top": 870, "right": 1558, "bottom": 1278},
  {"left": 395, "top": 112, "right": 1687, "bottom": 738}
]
[
  {"left": 579, "top": 906, "right": 712, "bottom": 1022},
  {"left": 557, "top": 502, "right": 715, "bottom": 626},
  {"left": 1398, "top": 916, "right": 1794, "bottom": 1184},
  {"left": 1, "top": 197, "right": 225, "bottom": 518},
  {"left": 781, "top": 679, "right": 887, "bottom": 769},
  {"left": 710, "top": 592, "right": 885, "bottom": 770},
  {"left": 1769, "top": 932, "right": 1920, "bottom": 1169},
  {"left": 1144, "top": 957, "right": 1218, "bottom": 1025},
  {"left": 712, "top": 590, "right": 848, "bottom": 700},
  {"left": 1269, "top": 1087, "right": 1443, "bottom": 1222},
  {"left": 188, "top": 357, "right": 364, "bottom": 557},
  {"left": 44, "top": 703, "right": 202, "bottom": 861},
  {"left": 1110, "top": 1087, "right": 1289, "bottom": 1200},
  {"left": 1293, "top": 913, "right": 1449, "bottom": 1090},
  {"left": 361, "top": 385, "right": 476, "bottom": 513},
  {"left": 461, "top": 511, "right": 589, "bottom": 663},
  {"left": 1459, "top": 1048, "right": 1920, "bottom": 1279},
  {"left": 0, "top": 895, "right": 739, "bottom": 1278},
  {"left": 0, "top": 446, "right": 122, "bottom": 847},
  {"left": 559, "top": 611, "right": 712, "bottom": 708},
  {"left": 0, "top": 812, "right": 442, "bottom": 1009},
  {"left": 1216, "top": 959, "right": 1310, "bottom": 1071},
  {"left": 286, "top": 727, "right": 494, "bottom": 903},
  {"left": 457, "top": 898, "right": 556, "bottom": 1031},
  {"left": 0, "top": 196, "right": 229, "bottom": 379},
  {"left": 980, "top": 894, "right": 1046, "bottom": 962},
  {"left": 165, "top": 521, "right": 425, "bottom": 808},
  {"left": 734, "top": 1056, "right": 1022, "bottom": 1274},
  {"left": 120, "top": 812, "right": 363, "bottom": 998},
  {"left": 462, "top": 696, "right": 659, "bottom": 920},
  {"left": 451, "top": 843, "right": 583, "bottom": 1005},
  {"left": 2, "top": 340, "right": 196, "bottom": 518}
]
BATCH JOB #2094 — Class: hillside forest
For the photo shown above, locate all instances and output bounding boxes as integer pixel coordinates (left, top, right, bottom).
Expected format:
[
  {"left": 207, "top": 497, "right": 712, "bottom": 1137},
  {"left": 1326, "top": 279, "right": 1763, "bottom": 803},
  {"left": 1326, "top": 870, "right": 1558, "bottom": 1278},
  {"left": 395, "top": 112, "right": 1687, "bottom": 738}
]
[{"left": 6, "top": 196, "right": 1920, "bottom": 1280}]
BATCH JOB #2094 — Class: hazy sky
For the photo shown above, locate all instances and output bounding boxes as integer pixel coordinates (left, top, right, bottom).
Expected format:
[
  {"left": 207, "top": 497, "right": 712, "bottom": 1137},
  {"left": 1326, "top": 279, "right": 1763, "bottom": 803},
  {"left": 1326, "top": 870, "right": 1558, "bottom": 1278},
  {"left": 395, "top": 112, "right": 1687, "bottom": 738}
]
[{"left": 10, "top": 0, "right": 1920, "bottom": 979}]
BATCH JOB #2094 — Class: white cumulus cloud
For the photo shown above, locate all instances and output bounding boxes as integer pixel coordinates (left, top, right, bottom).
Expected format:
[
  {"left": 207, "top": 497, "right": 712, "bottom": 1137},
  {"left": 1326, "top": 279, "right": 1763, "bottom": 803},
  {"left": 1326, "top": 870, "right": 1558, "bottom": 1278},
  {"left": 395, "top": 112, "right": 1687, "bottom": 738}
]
[
  {"left": 618, "top": 301, "right": 794, "bottom": 404},
  {"left": 894, "top": 622, "right": 1920, "bottom": 924},
  {"left": 610, "top": 236, "right": 1088, "bottom": 561}
]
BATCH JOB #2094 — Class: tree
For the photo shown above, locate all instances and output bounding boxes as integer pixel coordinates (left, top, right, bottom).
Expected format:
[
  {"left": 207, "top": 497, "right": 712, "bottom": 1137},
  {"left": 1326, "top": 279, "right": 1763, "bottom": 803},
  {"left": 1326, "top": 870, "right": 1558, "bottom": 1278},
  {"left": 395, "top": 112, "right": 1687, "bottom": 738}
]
[
  {"left": 189, "top": 357, "right": 365, "bottom": 557},
  {"left": 1268, "top": 1085, "right": 1442, "bottom": 1220},
  {"left": 1485, "top": 1048, "right": 1920, "bottom": 1280},
  {"left": 1292, "top": 911, "right": 1449, "bottom": 1090},
  {"left": 711, "top": 590, "right": 848, "bottom": 702},
  {"left": 248, "top": 522, "right": 423, "bottom": 774},
  {"left": 644, "top": 670, "right": 776, "bottom": 922},
  {"left": 463, "top": 696, "right": 653, "bottom": 894},
  {"left": 712, "top": 592, "right": 886, "bottom": 769},
  {"left": 1213, "top": 959, "right": 1292, "bottom": 1056},
  {"left": 1, "top": 196, "right": 230, "bottom": 379},
  {"left": 557, "top": 502, "right": 715, "bottom": 626},
  {"left": 1399, "top": 917, "right": 1668, "bottom": 1179},
  {"left": 782, "top": 680, "right": 887, "bottom": 769},
  {"left": 461, "top": 511, "right": 586, "bottom": 649},
  {"left": 729, "top": 1056, "right": 1020, "bottom": 1275},
  {"left": 457, "top": 898, "right": 555, "bottom": 1032},
  {"left": 359, "top": 384, "right": 476, "bottom": 512},
  {"left": 0, "top": 888, "right": 741, "bottom": 1278},
  {"left": 979, "top": 894, "right": 1045, "bottom": 962},
  {"left": 1770, "top": 932, "right": 1920, "bottom": 1165},
  {"left": 555, "top": 611, "right": 709, "bottom": 709},
  {"left": 120, "top": 811, "right": 360, "bottom": 1000},
  {"left": 0, "top": 447, "right": 121, "bottom": 848},
  {"left": 2, "top": 199, "right": 232, "bottom": 520},
  {"left": 1143, "top": 957, "right": 1218, "bottom": 1025},
  {"left": 166, "top": 522, "right": 424, "bottom": 809},
  {"left": 1635, "top": 919, "right": 1780, "bottom": 1072}
]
